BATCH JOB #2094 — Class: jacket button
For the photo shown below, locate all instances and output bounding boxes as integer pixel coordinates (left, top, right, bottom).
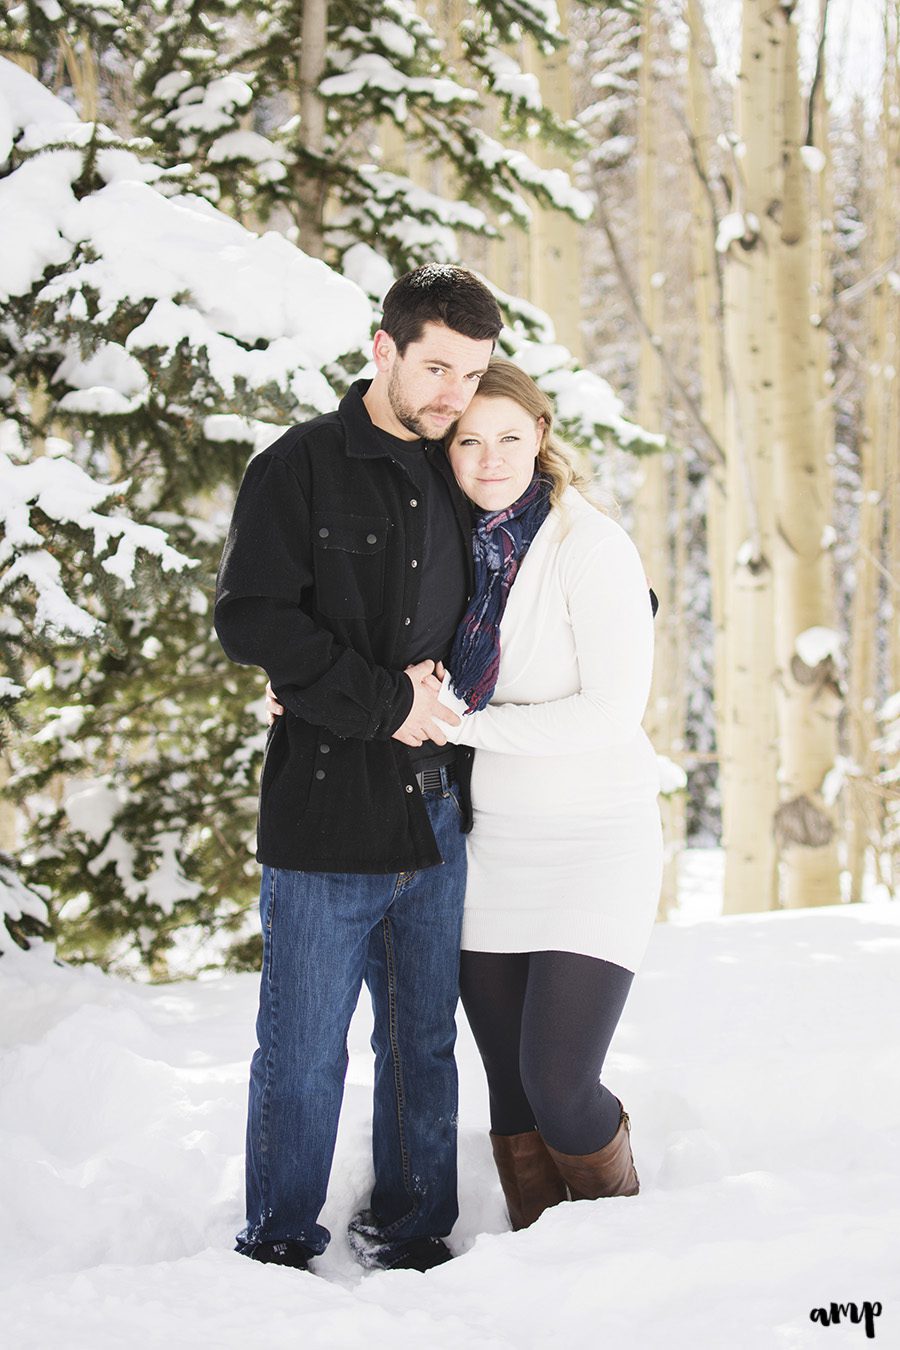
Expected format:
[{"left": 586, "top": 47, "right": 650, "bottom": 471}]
[
  {"left": 319, "top": 743, "right": 329, "bottom": 754},
  {"left": 409, "top": 498, "right": 418, "bottom": 507},
  {"left": 366, "top": 533, "right": 377, "bottom": 544},
  {"left": 405, "top": 784, "right": 414, "bottom": 793},
  {"left": 318, "top": 527, "right": 329, "bottom": 539},
  {"left": 410, "top": 559, "right": 418, "bottom": 568},
  {"left": 404, "top": 617, "right": 411, "bottom": 625},
  {"left": 315, "top": 769, "right": 326, "bottom": 780}
]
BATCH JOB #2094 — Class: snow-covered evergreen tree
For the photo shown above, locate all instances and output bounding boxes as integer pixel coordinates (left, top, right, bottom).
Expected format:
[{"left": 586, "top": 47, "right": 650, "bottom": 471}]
[
  {"left": 2, "top": 1, "right": 663, "bottom": 973},
  {"left": 134, "top": 0, "right": 598, "bottom": 276},
  {"left": 0, "top": 56, "right": 371, "bottom": 973}
]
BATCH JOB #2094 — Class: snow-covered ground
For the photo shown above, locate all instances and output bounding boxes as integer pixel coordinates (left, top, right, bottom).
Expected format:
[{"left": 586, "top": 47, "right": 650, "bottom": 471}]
[{"left": 1, "top": 856, "right": 898, "bottom": 1349}]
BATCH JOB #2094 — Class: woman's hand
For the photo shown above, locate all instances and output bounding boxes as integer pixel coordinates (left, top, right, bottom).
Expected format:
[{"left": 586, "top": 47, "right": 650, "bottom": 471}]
[{"left": 265, "top": 680, "right": 284, "bottom": 726}]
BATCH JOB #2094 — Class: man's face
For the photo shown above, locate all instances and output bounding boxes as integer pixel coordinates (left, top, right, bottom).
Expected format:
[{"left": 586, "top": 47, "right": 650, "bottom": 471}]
[{"left": 378, "top": 322, "right": 494, "bottom": 441}]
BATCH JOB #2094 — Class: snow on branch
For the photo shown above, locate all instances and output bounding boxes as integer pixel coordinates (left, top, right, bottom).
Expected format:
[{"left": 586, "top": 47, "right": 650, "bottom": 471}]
[
  {"left": 319, "top": 54, "right": 479, "bottom": 107},
  {"left": 493, "top": 301, "right": 664, "bottom": 455},
  {"left": 0, "top": 56, "right": 373, "bottom": 416},
  {"left": 0, "top": 856, "right": 51, "bottom": 959},
  {"left": 472, "top": 129, "right": 593, "bottom": 221},
  {"left": 0, "top": 448, "right": 194, "bottom": 638}
]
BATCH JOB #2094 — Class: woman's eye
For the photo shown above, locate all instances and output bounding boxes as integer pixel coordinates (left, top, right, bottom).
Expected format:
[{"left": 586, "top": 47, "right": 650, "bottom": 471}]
[{"left": 501, "top": 435, "right": 520, "bottom": 443}]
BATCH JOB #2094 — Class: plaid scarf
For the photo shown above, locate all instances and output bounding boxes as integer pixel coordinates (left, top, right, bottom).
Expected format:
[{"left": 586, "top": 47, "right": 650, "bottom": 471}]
[{"left": 449, "top": 472, "right": 552, "bottom": 713}]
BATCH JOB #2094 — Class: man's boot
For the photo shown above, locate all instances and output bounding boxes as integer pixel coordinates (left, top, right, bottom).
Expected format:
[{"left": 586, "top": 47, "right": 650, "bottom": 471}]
[
  {"left": 490, "top": 1129, "right": 568, "bottom": 1230},
  {"left": 544, "top": 1104, "right": 639, "bottom": 1200}
]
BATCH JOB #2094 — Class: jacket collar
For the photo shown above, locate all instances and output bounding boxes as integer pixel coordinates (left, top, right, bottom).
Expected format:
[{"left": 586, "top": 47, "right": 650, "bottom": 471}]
[{"left": 339, "top": 379, "right": 444, "bottom": 460}]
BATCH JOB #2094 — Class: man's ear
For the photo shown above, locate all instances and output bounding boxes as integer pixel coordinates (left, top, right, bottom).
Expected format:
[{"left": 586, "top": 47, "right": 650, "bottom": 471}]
[{"left": 371, "top": 329, "right": 396, "bottom": 372}]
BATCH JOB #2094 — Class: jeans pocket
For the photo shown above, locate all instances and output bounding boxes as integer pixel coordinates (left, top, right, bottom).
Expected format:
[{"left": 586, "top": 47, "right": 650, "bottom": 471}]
[
  {"left": 441, "top": 783, "right": 464, "bottom": 821},
  {"left": 262, "top": 869, "right": 277, "bottom": 933}
]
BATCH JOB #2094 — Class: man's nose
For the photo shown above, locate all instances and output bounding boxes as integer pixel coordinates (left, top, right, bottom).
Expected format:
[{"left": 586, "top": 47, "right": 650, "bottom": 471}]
[{"left": 444, "top": 374, "right": 469, "bottom": 408}]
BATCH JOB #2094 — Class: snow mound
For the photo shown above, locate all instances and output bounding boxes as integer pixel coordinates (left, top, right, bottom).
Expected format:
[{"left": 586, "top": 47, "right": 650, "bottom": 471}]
[{"left": 1, "top": 890, "right": 898, "bottom": 1347}]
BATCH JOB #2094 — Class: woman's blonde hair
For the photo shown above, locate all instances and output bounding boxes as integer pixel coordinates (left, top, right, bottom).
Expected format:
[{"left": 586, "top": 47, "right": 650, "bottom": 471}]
[{"left": 464, "top": 358, "right": 594, "bottom": 511}]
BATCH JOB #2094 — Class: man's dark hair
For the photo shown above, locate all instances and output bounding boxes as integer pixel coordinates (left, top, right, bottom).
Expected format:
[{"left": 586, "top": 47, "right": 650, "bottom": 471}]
[{"left": 381, "top": 265, "right": 503, "bottom": 355}]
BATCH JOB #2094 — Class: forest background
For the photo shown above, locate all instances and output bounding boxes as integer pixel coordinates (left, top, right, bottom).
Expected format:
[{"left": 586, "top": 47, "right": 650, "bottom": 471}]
[{"left": 0, "top": 0, "right": 897, "bottom": 977}]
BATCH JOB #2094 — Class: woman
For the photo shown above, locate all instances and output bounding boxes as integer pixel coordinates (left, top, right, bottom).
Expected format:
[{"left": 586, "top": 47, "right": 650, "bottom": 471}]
[{"left": 268, "top": 359, "right": 661, "bottom": 1232}]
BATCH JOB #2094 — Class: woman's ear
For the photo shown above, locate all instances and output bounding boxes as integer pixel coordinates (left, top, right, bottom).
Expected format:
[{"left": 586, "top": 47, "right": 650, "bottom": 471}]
[{"left": 534, "top": 415, "right": 546, "bottom": 452}]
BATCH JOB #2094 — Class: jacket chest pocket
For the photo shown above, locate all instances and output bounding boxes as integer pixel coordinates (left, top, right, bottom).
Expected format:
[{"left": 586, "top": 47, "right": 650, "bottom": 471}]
[{"left": 312, "top": 511, "right": 391, "bottom": 617}]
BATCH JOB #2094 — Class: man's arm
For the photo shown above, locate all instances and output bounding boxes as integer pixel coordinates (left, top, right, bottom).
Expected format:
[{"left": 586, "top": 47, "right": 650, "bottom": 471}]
[
  {"left": 215, "top": 452, "right": 413, "bottom": 741},
  {"left": 265, "top": 663, "right": 459, "bottom": 746}
]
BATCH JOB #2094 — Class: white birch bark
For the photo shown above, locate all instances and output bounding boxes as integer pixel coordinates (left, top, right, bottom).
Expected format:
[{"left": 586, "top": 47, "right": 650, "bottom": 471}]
[
  {"left": 685, "top": 0, "right": 728, "bottom": 803},
  {"left": 297, "top": 0, "right": 328, "bottom": 257},
  {"left": 522, "top": 0, "right": 583, "bottom": 356},
  {"left": 771, "top": 3, "right": 842, "bottom": 907},
  {"left": 720, "top": 0, "right": 780, "bottom": 914},
  {"left": 847, "top": 0, "right": 900, "bottom": 897},
  {"left": 633, "top": 7, "right": 680, "bottom": 916},
  {"left": 58, "top": 33, "right": 98, "bottom": 122}
]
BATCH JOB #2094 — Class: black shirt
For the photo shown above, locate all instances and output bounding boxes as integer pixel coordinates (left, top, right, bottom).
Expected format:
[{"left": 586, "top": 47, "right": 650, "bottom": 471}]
[{"left": 376, "top": 433, "right": 470, "bottom": 772}]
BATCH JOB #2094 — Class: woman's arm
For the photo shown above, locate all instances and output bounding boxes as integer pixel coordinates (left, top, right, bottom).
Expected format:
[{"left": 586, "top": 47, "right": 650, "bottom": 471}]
[{"left": 436, "top": 524, "right": 654, "bottom": 755}]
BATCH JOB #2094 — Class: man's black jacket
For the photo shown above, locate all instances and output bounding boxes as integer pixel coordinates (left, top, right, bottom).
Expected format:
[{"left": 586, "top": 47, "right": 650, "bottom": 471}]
[{"left": 215, "top": 383, "right": 475, "bottom": 873}]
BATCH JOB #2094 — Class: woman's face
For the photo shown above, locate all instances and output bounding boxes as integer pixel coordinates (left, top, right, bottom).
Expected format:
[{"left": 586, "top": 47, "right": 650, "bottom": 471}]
[{"left": 447, "top": 394, "right": 543, "bottom": 512}]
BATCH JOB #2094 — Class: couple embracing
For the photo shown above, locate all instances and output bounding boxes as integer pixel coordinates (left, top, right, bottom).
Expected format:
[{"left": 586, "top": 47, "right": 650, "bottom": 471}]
[{"left": 214, "top": 265, "right": 662, "bottom": 1274}]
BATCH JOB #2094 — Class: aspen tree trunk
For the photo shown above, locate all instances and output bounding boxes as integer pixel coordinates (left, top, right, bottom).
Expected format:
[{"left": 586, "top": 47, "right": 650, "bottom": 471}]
[
  {"left": 381, "top": 0, "right": 467, "bottom": 192},
  {"left": 57, "top": 33, "right": 98, "bottom": 121},
  {"left": 883, "top": 1, "right": 900, "bottom": 708},
  {"left": 685, "top": 0, "right": 728, "bottom": 802},
  {"left": 522, "top": 0, "right": 583, "bottom": 356},
  {"left": 846, "top": 13, "right": 897, "bottom": 900},
  {"left": 296, "top": 0, "right": 327, "bottom": 257},
  {"left": 810, "top": 0, "right": 836, "bottom": 471},
  {"left": 720, "top": 0, "right": 780, "bottom": 914},
  {"left": 771, "top": 3, "right": 841, "bottom": 907},
  {"left": 0, "top": 757, "right": 16, "bottom": 854},
  {"left": 632, "top": 7, "right": 680, "bottom": 916},
  {"left": 670, "top": 428, "right": 689, "bottom": 909},
  {"left": 887, "top": 3, "right": 900, "bottom": 898}
]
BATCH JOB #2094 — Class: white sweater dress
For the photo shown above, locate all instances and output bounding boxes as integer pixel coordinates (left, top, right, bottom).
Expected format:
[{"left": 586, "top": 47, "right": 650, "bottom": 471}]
[{"left": 437, "top": 488, "right": 662, "bottom": 974}]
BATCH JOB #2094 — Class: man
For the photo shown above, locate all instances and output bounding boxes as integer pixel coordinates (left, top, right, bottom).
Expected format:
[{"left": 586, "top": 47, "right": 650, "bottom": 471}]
[{"left": 215, "top": 266, "right": 502, "bottom": 1273}]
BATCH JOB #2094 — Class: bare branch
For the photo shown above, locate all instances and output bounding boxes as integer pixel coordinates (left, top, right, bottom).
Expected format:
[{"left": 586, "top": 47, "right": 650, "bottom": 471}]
[
  {"left": 825, "top": 251, "right": 900, "bottom": 318},
  {"left": 593, "top": 192, "right": 726, "bottom": 469},
  {"left": 806, "top": 0, "right": 832, "bottom": 147}
]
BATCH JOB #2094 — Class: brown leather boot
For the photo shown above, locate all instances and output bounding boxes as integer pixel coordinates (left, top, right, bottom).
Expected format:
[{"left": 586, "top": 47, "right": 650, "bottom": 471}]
[
  {"left": 545, "top": 1104, "right": 640, "bottom": 1200},
  {"left": 490, "top": 1129, "right": 569, "bottom": 1230}
]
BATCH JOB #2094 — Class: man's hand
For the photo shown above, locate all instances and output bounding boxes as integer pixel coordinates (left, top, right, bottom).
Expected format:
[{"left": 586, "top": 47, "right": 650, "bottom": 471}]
[
  {"left": 392, "top": 659, "right": 460, "bottom": 747},
  {"left": 265, "top": 680, "right": 284, "bottom": 726},
  {"left": 266, "top": 666, "right": 460, "bottom": 745}
]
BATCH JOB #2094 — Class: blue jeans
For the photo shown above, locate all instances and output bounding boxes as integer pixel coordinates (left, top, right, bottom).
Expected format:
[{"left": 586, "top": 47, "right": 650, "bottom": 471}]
[{"left": 236, "top": 775, "right": 466, "bottom": 1260}]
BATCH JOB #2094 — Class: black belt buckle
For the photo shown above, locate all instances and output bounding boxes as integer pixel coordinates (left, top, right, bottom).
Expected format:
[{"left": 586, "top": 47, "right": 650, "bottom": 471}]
[{"left": 415, "top": 766, "right": 450, "bottom": 794}]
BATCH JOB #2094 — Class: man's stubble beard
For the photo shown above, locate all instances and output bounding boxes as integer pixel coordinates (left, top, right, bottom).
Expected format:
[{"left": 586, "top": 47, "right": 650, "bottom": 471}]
[{"left": 387, "top": 364, "right": 460, "bottom": 441}]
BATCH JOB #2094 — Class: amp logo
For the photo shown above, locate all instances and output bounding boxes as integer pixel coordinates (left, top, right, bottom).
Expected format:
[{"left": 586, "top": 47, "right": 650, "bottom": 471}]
[{"left": 810, "top": 1302, "right": 883, "bottom": 1339}]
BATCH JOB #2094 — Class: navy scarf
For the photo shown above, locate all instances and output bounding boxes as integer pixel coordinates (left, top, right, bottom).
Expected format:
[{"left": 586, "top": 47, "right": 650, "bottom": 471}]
[{"left": 449, "top": 473, "right": 552, "bottom": 713}]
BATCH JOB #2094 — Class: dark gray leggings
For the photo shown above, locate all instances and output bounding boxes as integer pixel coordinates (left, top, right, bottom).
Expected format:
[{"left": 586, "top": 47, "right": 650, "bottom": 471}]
[{"left": 458, "top": 949, "right": 633, "bottom": 1155}]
